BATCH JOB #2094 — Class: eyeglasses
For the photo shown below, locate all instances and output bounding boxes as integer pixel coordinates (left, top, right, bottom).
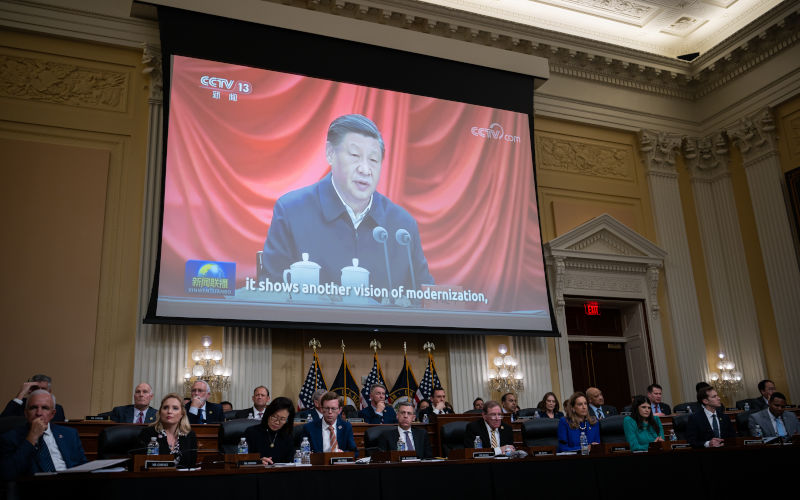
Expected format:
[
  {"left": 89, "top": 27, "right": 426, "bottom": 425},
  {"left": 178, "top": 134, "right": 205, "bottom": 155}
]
[
  {"left": 486, "top": 413, "right": 503, "bottom": 419},
  {"left": 321, "top": 407, "right": 339, "bottom": 413},
  {"left": 268, "top": 414, "right": 288, "bottom": 423}
]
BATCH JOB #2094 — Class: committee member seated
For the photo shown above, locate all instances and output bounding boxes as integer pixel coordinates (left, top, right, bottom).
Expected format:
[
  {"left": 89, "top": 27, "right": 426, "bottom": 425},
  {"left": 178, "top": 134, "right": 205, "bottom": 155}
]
[
  {"left": 375, "top": 401, "right": 433, "bottom": 459},
  {"left": 463, "top": 400, "right": 515, "bottom": 455},
  {"left": 297, "top": 388, "right": 328, "bottom": 422},
  {"left": 359, "top": 384, "right": 397, "bottom": 424},
  {"left": 501, "top": 393, "right": 520, "bottom": 422},
  {"left": 623, "top": 395, "right": 664, "bottom": 451},
  {"left": 261, "top": 114, "right": 434, "bottom": 294},
  {"left": 646, "top": 383, "right": 671, "bottom": 416},
  {"left": 557, "top": 392, "right": 600, "bottom": 453},
  {"left": 244, "top": 397, "right": 296, "bottom": 464},
  {"left": 686, "top": 386, "right": 736, "bottom": 448},
  {"left": 0, "top": 390, "right": 86, "bottom": 480},
  {"left": 137, "top": 393, "right": 197, "bottom": 468},
  {"left": 535, "top": 392, "right": 564, "bottom": 419},
  {"left": 585, "top": 387, "right": 617, "bottom": 420},
  {"left": 748, "top": 392, "right": 798, "bottom": 438},
  {"left": 2, "top": 374, "right": 66, "bottom": 422},
  {"left": 110, "top": 382, "right": 157, "bottom": 423},
  {"left": 234, "top": 386, "right": 271, "bottom": 420},
  {"left": 301, "top": 392, "right": 357, "bottom": 455},
  {"left": 185, "top": 380, "right": 224, "bottom": 424},
  {"left": 419, "top": 389, "right": 453, "bottom": 420},
  {"left": 750, "top": 379, "right": 776, "bottom": 411}
]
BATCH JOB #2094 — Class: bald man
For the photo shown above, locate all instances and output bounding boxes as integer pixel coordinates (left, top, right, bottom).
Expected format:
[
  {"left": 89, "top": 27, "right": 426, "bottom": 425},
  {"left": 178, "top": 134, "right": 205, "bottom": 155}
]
[{"left": 110, "top": 383, "right": 157, "bottom": 423}]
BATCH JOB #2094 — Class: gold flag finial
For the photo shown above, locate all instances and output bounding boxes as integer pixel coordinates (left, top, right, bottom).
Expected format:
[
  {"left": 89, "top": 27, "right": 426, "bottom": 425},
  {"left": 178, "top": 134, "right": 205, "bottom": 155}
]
[
  {"left": 341, "top": 339, "right": 346, "bottom": 352},
  {"left": 369, "top": 339, "right": 382, "bottom": 353},
  {"left": 423, "top": 341, "right": 435, "bottom": 353},
  {"left": 308, "top": 338, "right": 321, "bottom": 352},
  {"left": 403, "top": 341, "right": 407, "bottom": 355}
]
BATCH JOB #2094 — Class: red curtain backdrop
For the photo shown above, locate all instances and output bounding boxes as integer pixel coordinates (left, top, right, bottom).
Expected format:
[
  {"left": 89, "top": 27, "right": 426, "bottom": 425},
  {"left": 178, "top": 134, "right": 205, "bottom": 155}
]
[{"left": 160, "top": 56, "right": 546, "bottom": 312}]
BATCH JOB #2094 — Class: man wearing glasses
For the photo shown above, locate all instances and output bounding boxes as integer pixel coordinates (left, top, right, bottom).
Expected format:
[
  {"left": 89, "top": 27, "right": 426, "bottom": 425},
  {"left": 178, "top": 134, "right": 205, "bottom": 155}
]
[
  {"left": 301, "top": 392, "right": 357, "bottom": 455},
  {"left": 376, "top": 401, "right": 432, "bottom": 458},
  {"left": 463, "top": 400, "right": 515, "bottom": 455},
  {"left": 359, "top": 384, "right": 397, "bottom": 424}
]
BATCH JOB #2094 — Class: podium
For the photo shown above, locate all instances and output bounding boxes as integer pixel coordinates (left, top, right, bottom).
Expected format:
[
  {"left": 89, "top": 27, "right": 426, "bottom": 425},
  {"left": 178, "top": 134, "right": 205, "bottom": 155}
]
[
  {"left": 368, "top": 450, "right": 417, "bottom": 463},
  {"left": 310, "top": 451, "right": 356, "bottom": 465}
]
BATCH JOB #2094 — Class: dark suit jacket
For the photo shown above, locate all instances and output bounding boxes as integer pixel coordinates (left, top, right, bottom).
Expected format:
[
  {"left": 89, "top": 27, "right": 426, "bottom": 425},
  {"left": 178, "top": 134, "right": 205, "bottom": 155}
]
[
  {"left": 750, "top": 397, "right": 769, "bottom": 411},
  {"left": 463, "top": 419, "right": 514, "bottom": 450},
  {"left": 136, "top": 426, "right": 197, "bottom": 468},
  {"left": 650, "top": 402, "right": 671, "bottom": 415},
  {"left": 296, "top": 408, "right": 321, "bottom": 422},
  {"left": 375, "top": 426, "right": 432, "bottom": 459},
  {"left": 244, "top": 425, "right": 295, "bottom": 463},
  {"left": 419, "top": 406, "right": 454, "bottom": 421},
  {"left": 358, "top": 405, "right": 398, "bottom": 424},
  {"left": 588, "top": 405, "right": 618, "bottom": 419},
  {"left": 301, "top": 418, "right": 357, "bottom": 457},
  {"left": 2, "top": 399, "right": 66, "bottom": 422},
  {"left": 0, "top": 423, "right": 87, "bottom": 480},
  {"left": 185, "top": 402, "right": 224, "bottom": 424},
  {"left": 110, "top": 405, "right": 157, "bottom": 424},
  {"left": 686, "top": 407, "right": 736, "bottom": 448},
  {"left": 233, "top": 408, "right": 265, "bottom": 420}
]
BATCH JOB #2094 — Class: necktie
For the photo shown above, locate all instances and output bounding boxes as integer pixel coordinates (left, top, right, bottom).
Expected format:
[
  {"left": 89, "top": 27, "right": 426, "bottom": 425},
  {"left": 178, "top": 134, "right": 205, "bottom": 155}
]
[
  {"left": 257, "top": 411, "right": 263, "bottom": 419},
  {"left": 328, "top": 425, "right": 338, "bottom": 452},
  {"left": 775, "top": 416, "right": 787, "bottom": 437},
  {"left": 711, "top": 414, "right": 720, "bottom": 438},
  {"left": 597, "top": 408, "right": 604, "bottom": 419},
  {"left": 490, "top": 429, "right": 498, "bottom": 448},
  {"left": 404, "top": 430, "right": 415, "bottom": 451},
  {"left": 199, "top": 408, "right": 205, "bottom": 423},
  {"left": 137, "top": 411, "right": 143, "bottom": 424},
  {"left": 655, "top": 404, "right": 661, "bottom": 414},
  {"left": 37, "top": 437, "right": 56, "bottom": 473}
]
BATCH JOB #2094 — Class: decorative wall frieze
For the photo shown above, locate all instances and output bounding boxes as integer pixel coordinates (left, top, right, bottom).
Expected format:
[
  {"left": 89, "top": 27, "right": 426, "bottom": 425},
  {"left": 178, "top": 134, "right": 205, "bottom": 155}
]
[
  {"left": 639, "top": 129, "right": 682, "bottom": 178},
  {"left": 0, "top": 53, "right": 128, "bottom": 111},
  {"left": 728, "top": 107, "right": 778, "bottom": 166},
  {"left": 565, "top": 274, "right": 642, "bottom": 293},
  {"left": 142, "top": 44, "right": 162, "bottom": 104},
  {"left": 535, "top": 135, "right": 632, "bottom": 179},
  {"left": 566, "top": 229, "right": 646, "bottom": 257},
  {"left": 683, "top": 132, "right": 730, "bottom": 181},
  {"left": 564, "top": 260, "right": 648, "bottom": 274}
]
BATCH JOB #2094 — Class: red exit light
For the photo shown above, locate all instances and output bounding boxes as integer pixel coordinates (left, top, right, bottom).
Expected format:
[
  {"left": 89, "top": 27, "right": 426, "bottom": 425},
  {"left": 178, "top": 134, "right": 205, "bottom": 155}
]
[{"left": 584, "top": 301, "right": 600, "bottom": 316}]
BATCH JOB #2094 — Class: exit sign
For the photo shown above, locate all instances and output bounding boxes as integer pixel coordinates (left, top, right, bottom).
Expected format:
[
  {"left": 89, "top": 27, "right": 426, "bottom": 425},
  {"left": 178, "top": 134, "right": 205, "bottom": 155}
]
[{"left": 584, "top": 301, "right": 600, "bottom": 316}]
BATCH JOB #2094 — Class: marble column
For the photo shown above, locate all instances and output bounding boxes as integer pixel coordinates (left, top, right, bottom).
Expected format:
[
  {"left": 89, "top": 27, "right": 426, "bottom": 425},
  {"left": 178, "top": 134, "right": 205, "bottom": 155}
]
[
  {"left": 684, "top": 133, "right": 766, "bottom": 402},
  {"left": 729, "top": 108, "right": 800, "bottom": 400},
  {"left": 640, "top": 130, "right": 709, "bottom": 401}
]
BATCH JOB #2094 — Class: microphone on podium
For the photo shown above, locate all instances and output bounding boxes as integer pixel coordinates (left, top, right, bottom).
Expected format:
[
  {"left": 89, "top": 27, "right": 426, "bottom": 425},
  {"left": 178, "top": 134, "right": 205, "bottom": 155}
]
[
  {"left": 395, "top": 228, "right": 416, "bottom": 290},
  {"left": 372, "top": 226, "right": 393, "bottom": 292}
]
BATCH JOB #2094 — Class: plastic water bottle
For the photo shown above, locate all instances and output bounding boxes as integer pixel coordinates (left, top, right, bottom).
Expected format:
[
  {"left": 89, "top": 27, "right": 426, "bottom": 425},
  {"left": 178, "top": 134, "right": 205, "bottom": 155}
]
[
  {"left": 300, "top": 437, "right": 311, "bottom": 464},
  {"left": 669, "top": 429, "right": 677, "bottom": 441},
  {"left": 473, "top": 435, "right": 482, "bottom": 449},
  {"left": 422, "top": 413, "right": 429, "bottom": 424},
  {"left": 579, "top": 431, "right": 589, "bottom": 455},
  {"left": 237, "top": 437, "right": 249, "bottom": 454},
  {"left": 754, "top": 424, "right": 762, "bottom": 438},
  {"left": 293, "top": 450, "right": 303, "bottom": 464},
  {"left": 743, "top": 402, "right": 750, "bottom": 412},
  {"left": 687, "top": 405, "right": 693, "bottom": 414},
  {"left": 396, "top": 436, "right": 405, "bottom": 451},
  {"left": 147, "top": 436, "right": 159, "bottom": 455}
]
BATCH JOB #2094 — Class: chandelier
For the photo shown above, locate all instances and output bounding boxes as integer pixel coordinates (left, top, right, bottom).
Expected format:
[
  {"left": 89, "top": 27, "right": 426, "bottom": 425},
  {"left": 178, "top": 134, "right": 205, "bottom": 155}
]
[
  {"left": 488, "top": 344, "right": 523, "bottom": 394},
  {"left": 183, "top": 336, "right": 231, "bottom": 396},
  {"left": 709, "top": 352, "right": 742, "bottom": 404}
]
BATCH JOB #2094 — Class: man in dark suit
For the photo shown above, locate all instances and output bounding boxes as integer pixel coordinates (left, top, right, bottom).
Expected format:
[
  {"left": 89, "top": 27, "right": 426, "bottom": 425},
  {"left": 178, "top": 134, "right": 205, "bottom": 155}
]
[
  {"left": 586, "top": 387, "right": 618, "bottom": 420},
  {"left": 185, "top": 380, "right": 224, "bottom": 424},
  {"left": 748, "top": 392, "right": 798, "bottom": 438},
  {"left": 750, "top": 379, "right": 776, "bottom": 411},
  {"left": 1, "top": 374, "right": 66, "bottom": 422},
  {"left": 109, "top": 382, "right": 157, "bottom": 423},
  {"left": 686, "top": 386, "right": 736, "bottom": 448},
  {"left": 419, "top": 388, "right": 454, "bottom": 420},
  {"left": 302, "top": 392, "right": 357, "bottom": 456},
  {"left": 375, "top": 401, "right": 432, "bottom": 458},
  {"left": 501, "top": 393, "right": 520, "bottom": 421},
  {"left": 0, "top": 390, "right": 86, "bottom": 480},
  {"left": 463, "top": 400, "right": 515, "bottom": 455},
  {"left": 297, "top": 388, "right": 328, "bottom": 422},
  {"left": 359, "top": 384, "right": 397, "bottom": 424},
  {"left": 647, "top": 383, "right": 671, "bottom": 416},
  {"left": 233, "top": 386, "right": 270, "bottom": 420}
]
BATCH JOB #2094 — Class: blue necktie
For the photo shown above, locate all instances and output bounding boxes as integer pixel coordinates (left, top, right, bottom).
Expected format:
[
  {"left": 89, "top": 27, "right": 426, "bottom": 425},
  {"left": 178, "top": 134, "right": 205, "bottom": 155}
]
[
  {"left": 404, "top": 431, "right": 414, "bottom": 451},
  {"left": 199, "top": 408, "right": 205, "bottom": 423},
  {"left": 596, "top": 408, "right": 604, "bottom": 419},
  {"left": 711, "top": 414, "right": 720, "bottom": 438},
  {"left": 37, "top": 437, "right": 56, "bottom": 473},
  {"left": 775, "top": 417, "right": 787, "bottom": 437}
]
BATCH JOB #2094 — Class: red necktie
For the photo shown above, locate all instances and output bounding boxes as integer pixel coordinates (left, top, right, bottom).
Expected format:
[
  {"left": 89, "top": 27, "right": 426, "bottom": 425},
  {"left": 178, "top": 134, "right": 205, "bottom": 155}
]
[{"left": 137, "top": 412, "right": 143, "bottom": 424}]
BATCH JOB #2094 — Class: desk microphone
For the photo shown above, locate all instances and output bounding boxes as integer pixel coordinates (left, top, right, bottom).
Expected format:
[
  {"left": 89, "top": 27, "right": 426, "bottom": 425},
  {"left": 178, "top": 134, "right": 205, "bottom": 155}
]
[
  {"left": 395, "top": 228, "right": 416, "bottom": 290},
  {"left": 372, "top": 226, "right": 393, "bottom": 292}
]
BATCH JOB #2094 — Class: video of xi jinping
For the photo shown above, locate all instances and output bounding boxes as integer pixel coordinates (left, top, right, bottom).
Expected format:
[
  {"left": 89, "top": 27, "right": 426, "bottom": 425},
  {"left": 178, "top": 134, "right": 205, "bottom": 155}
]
[{"left": 150, "top": 55, "right": 555, "bottom": 334}]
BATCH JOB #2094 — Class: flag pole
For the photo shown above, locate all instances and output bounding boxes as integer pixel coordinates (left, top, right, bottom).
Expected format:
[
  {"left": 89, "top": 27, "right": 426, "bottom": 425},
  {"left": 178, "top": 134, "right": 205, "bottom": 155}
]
[{"left": 309, "top": 338, "right": 321, "bottom": 390}]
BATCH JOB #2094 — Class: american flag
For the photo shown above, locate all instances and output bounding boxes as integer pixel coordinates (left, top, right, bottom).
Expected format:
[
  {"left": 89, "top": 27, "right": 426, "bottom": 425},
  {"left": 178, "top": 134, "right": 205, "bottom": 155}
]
[
  {"left": 415, "top": 352, "right": 442, "bottom": 404},
  {"left": 298, "top": 352, "right": 327, "bottom": 410},
  {"left": 360, "top": 353, "right": 387, "bottom": 409},
  {"left": 388, "top": 353, "right": 418, "bottom": 406}
]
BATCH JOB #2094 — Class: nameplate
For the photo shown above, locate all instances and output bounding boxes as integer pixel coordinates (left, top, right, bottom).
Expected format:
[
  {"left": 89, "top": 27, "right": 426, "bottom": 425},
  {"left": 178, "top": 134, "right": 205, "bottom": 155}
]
[
  {"left": 472, "top": 451, "right": 495, "bottom": 459},
  {"left": 237, "top": 459, "right": 261, "bottom": 467},
  {"left": 620, "top": 412, "right": 632, "bottom": 416},
  {"left": 294, "top": 418, "right": 307, "bottom": 423},
  {"left": 400, "top": 455, "right": 419, "bottom": 462},
  {"left": 533, "top": 450, "right": 554, "bottom": 457},
  {"left": 145, "top": 460, "right": 176, "bottom": 470},
  {"left": 785, "top": 404, "right": 797, "bottom": 409},
  {"left": 348, "top": 418, "right": 364, "bottom": 423},
  {"left": 610, "top": 446, "right": 629, "bottom": 453},
  {"left": 725, "top": 407, "right": 737, "bottom": 411},
  {"left": 85, "top": 415, "right": 107, "bottom": 421},
  {"left": 743, "top": 439, "right": 764, "bottom": 446},
  {"left": 670, "top": 443, "right": 691, "bottom": 450},
  {"left": 330, "top": 456, "right": 355, "bottom": 465}
]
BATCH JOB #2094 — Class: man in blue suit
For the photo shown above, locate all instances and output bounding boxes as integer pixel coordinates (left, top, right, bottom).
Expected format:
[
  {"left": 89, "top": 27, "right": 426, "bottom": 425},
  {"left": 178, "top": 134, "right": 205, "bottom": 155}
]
[
  {"left": 686, "top": 386, "right": 736, "bottom": 448},
  {"left": 359, "top": 384, "right": 397, "bottom": 424},
  {"left": 185, "top": 380, "right": 224, "bottom": 424},
  {"left": 302, "top": 392, "right": 357, "bottom": 456},
  {"left": 0, "top": 390, "right": 86, "bottom": 480},
  {"left": 109, "top": 382, "right": 157, "bottom": 423}
]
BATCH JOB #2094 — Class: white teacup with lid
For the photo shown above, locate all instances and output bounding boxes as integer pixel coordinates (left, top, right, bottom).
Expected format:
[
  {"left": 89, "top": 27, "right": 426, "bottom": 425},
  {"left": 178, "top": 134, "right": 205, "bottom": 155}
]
[
  {"left": 340, "top": 258, "right": 369, "bottom": 288},
  {"left": 283, "top": 253, "right": 320, "bottom": 287}
]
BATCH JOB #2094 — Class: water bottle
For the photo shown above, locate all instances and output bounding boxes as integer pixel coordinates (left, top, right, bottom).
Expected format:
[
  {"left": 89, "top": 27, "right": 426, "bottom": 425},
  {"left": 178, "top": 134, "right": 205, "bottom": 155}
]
[
  {"left": 473, "top": 435, "right": 482, "bottom": 449},
  {"left": 754, "top": 424, "right": 762, "bottom": 438},
  {"left": 687, "top": 405, "right": 693, "bottom": 414},
  {"left": 743, "top": 402, "right": 750, "bottom": 412},
  {"left": 237, "top": 437, "right": 249, "bottom": 454},
  {"left": 422, "top": 413, "right": 429, "bottom": 424},
  {"left": 300, "top": 437, "right": 311, "bottom": 464},
  {"left": 669, "top": 429, "right": 677, "bottom": 441},
  {"left": 146, "top": 436, "right": 159, "bottom": 455},
  {"left": 293, "top": 450, "right": 303, "bottom": 464},
  {"left": 579, "top": 431, "right": 589, "bottom": 455},
  {"left": 396, "top": 436, "right": 405, "bottom": 451}
]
